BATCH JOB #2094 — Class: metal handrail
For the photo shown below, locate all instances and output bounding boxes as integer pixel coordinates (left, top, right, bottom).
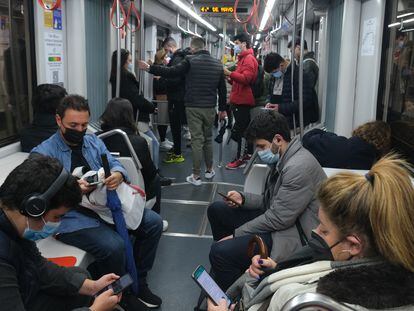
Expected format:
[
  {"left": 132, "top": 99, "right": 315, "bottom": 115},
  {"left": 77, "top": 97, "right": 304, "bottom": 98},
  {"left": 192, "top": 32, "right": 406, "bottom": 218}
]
[
  {"left": 281, "top": 293, "right": 357, "bottom": 311},
  {"left": 291, "top": 0, "right": 298, "bottom": 136},
  {"left": 97, "top": 129, "right": 143, "bottom": 170},
  {"left": 298, "top": 0, "right": 308, "bottom": 139}
]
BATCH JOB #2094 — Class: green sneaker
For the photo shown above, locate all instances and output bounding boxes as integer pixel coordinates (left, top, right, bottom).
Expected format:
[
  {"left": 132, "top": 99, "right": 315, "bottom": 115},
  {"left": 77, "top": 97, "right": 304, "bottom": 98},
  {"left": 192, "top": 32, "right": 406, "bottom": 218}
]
[{"left": 164, "top": 154, "right": 185, "bottom": 163}]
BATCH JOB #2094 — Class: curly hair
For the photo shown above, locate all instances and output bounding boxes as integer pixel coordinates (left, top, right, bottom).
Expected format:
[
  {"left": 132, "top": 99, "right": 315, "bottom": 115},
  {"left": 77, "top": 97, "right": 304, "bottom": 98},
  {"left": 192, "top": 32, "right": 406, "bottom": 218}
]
[
  {"left": 245, "top": 110, "right": 291, "bottom": 143},
  {"left": 352, "top": 121, "right": 391, "bottom": 156}
]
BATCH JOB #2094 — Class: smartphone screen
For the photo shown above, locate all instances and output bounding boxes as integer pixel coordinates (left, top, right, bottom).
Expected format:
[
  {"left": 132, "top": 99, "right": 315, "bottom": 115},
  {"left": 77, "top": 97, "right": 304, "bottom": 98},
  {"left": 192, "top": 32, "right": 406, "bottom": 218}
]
[
  {"left": 192, "top": 265, "right": 231, "bottom": 307},
  {"left": 94, "top": 274, "right": 133, "bottom": 297}
]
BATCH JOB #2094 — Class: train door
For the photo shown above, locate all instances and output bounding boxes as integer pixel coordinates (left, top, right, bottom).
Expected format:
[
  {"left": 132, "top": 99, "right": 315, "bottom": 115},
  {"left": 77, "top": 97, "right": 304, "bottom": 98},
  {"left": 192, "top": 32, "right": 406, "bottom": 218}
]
[
  {"left": 0, "top": 0, "right": 35, "bottom": 147},
  {"left": 378, "top": 0, "right": 414, "bottom": 164}
]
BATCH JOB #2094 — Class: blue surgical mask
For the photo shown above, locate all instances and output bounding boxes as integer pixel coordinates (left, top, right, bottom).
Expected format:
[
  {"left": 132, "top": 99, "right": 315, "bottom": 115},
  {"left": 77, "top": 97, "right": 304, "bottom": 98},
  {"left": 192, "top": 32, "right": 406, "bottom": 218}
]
[
  {"left": 258, "top": 148, "right": 280, "bottom": 164},
  {"left": 272, "top": 71, "right": 283, "bottom": 79},
  {"left": 234, "top": 45, "right": 241, "bottom": 55},
  {"left": 398, "top": 41, "right": 404, "bottom": 48},
  {"left": 127, "top": 63, "right": 133, "bottom": 72},
  {"left": 23, "top": 217, "right": 61, "bottom": 241}
]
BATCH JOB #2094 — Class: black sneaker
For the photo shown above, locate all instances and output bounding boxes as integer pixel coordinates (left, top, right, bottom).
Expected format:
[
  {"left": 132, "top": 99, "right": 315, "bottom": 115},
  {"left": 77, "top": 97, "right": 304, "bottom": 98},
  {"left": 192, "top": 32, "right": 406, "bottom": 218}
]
[
  {"left": 137, "top": 284, "right": 162, "bottom": 308},
  {"left": 120, "top": 293, "right": 151, "bottom": 311},
  {"left": 160, "top": 176, "right": 172, "bottom": 186}
]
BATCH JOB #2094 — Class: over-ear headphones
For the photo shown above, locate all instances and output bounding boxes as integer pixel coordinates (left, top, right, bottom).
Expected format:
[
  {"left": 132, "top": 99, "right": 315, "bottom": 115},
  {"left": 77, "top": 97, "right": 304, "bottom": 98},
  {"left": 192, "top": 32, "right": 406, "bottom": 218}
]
[{"left": 20, "top": 167, "right": 70, "bottom": 218}]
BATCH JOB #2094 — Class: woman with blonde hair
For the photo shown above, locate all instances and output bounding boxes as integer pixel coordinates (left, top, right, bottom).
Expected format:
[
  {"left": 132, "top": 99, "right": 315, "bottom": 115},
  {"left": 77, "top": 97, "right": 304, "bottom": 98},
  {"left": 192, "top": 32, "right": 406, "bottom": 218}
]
[{"left": 209, "top": 154, "right": 414, "bottom": 311}]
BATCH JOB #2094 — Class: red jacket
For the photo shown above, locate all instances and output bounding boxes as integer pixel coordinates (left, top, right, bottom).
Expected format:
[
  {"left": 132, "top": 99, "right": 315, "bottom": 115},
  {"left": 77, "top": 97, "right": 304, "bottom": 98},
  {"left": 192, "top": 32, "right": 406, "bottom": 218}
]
[{"left": 229, "top": 48, "right": 258, "bottom": 106}]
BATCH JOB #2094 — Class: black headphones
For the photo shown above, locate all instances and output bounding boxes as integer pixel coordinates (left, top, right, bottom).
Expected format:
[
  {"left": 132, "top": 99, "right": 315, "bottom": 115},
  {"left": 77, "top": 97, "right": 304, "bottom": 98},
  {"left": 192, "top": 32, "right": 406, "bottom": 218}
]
[{"left": 20, "top": 167, "right": 70, "bottom": 218}]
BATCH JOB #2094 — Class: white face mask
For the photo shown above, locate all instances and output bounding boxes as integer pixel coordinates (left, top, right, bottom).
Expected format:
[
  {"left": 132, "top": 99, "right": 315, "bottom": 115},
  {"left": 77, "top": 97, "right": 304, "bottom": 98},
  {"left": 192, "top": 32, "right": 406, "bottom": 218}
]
[{"left": 127, "top": 63, "right": 133, "bottom": 72}]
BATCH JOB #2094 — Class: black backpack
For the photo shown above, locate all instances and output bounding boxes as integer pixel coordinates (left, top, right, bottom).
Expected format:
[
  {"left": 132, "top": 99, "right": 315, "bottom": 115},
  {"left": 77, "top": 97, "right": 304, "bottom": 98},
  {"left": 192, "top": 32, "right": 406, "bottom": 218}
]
[{"left": 251, "top": 64, "right": 265, "bottom": 99}]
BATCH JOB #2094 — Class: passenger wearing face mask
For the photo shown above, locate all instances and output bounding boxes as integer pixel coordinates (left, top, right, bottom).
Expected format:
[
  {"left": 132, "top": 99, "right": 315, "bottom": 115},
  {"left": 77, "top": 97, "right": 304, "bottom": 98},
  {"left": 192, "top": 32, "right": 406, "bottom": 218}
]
[
  {"left": 210, "top": 155, "right": 414, "bottom": 311},
  {"left": 31, "top": 95, "right": 163, "bottom": 311},
  {"left": 207, "top": 111, "right": 326, "bottom": 291},
  {"left": 0, "top": 155, "right": 122, "bottom": 311}
]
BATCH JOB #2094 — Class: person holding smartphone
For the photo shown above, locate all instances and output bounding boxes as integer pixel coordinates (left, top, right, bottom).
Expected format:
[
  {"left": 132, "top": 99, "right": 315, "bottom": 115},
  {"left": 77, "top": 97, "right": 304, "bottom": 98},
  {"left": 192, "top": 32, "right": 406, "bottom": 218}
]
[{"left": 0, "top": 155, "right": 121, "bottom": 311}]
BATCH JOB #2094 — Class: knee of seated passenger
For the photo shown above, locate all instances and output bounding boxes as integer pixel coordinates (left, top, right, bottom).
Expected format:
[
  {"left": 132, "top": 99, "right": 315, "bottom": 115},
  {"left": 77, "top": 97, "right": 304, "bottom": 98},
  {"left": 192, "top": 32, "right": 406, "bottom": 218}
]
[
  {"left": 209, "top": 241, "right": 229, "bottom": 265},
  {"left": 102, "top": 237, "right": 125, "bottom": 259},
  {"left": 207, "top": 201, "right": 226, "bottom": 221}
]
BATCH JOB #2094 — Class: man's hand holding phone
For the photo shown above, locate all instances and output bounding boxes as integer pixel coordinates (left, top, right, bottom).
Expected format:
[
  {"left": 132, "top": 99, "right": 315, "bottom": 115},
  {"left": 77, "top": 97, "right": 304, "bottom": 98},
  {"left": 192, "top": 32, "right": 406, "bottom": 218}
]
[{"left": 219, "top": 191, "right": 242, "bottom": 208}]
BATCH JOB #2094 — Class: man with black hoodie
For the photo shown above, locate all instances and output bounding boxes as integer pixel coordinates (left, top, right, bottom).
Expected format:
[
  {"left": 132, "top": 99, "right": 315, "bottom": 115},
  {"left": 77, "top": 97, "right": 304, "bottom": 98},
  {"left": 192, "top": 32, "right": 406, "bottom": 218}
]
[{"left": 161, "top": 37, "right": 188, "bottom": 164}]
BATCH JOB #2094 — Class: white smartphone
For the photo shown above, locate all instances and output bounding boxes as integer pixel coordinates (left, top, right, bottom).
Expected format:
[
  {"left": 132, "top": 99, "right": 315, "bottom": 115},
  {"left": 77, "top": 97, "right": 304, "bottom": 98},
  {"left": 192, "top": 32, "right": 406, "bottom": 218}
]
[{"left": 192, "top": 265, "right": 231, "bottom": 308}]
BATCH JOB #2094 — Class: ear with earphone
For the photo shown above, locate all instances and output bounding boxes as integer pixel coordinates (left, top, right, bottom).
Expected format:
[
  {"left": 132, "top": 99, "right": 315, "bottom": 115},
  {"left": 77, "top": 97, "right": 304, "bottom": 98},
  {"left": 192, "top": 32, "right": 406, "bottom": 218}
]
[{"left": 20, "top": 168, "right": 70, "bottom": 218}]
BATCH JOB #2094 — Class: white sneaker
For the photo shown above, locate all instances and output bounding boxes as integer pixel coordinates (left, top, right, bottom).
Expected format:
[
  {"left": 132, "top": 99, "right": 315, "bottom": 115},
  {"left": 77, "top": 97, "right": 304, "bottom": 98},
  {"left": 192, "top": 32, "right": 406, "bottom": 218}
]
[
  {"left": 205, "top": 170, "right": 216, "bottom": 179},
  {"left": 186, "top": 174, "right": 202, "bottom": 186},
  {"left": 162, "top": 220, "right": 169, "bottom": 232},
  {"left": 164, "top": 138, "right": 174, "bottom": 147},
  {"left": 160, "top": 140, "right": 173, "bottom": 150}
]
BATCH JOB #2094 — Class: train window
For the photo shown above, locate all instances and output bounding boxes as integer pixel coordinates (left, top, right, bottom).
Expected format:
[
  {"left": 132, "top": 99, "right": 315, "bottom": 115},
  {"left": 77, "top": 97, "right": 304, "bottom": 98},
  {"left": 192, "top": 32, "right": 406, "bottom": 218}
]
[{"left": 0, "top": 0, "right": 33, "bottom": 147}]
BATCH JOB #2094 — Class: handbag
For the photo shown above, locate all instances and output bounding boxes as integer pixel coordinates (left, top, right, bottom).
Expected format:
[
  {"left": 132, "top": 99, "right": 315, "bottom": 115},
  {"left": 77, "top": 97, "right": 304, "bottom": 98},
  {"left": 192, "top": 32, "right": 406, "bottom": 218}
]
[{"left": 81, "top": 182, "right": 146, "bottom": 230}]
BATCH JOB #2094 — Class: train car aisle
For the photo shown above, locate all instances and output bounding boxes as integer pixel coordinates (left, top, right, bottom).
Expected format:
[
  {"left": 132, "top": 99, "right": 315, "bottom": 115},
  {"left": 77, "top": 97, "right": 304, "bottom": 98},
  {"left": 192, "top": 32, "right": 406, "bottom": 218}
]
[{"left": 147, "top": 130, "right": 245, "bottom": 310}]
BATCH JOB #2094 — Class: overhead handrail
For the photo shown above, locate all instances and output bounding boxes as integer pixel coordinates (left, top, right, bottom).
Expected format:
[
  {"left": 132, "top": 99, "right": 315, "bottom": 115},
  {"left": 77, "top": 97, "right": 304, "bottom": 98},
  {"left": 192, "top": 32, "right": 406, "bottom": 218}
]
[
  {"left": 186, "top": 18, "right": 202, "bottom": 37},
  {"left": 125, "top": 0, "right": 141, "bottom": 33},
  {"left": 37, "top": 0, "right": 61, "bottom": 10},
  {"left": 270, "top": 15, "right": 283, "bottom": 35},
  {"left": 110, "top": 0, "right": 127, "bottom": 29},
  {"left": 177, "top": 13, "right": 191, "bottom": 35},
  {"left": 281, "top": 293, "right": 357, "bottom": 311}
]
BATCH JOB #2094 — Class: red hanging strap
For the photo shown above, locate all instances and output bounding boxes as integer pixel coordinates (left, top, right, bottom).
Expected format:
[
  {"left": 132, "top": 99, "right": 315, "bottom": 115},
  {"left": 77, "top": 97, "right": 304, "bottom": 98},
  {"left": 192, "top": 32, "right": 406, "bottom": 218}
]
[
  {"left": 37, "top": 0, "right": 61, "bottom": 11},
  {"left": 233, "top": 0, "right": 257, "bottom": 25},
  {"left": 110, "top": 0, "right": 128, "bottom": 29},
  {"left": 125, "top": 0, "right": 141, "bottom": 33}
]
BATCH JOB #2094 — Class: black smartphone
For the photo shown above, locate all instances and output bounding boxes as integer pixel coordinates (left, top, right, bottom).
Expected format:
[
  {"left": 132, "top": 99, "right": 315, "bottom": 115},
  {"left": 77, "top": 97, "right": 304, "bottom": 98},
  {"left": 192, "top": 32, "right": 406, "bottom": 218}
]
[
  {"left": 192, "top": 265, "right": 231, "bottom": 308},
  {"left": 94, "top": 274, "right": 133, "bottom": 297},
  {"left": 217, "top": 192, "right": 240, "bottom": 207}
]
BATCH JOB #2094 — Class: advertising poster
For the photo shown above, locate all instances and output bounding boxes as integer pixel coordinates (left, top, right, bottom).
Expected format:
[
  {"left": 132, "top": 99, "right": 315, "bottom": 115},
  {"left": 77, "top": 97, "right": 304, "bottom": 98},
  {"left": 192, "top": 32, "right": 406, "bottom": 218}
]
[{"left": 44, "top": 32, "right": 64, "bottom": 85}]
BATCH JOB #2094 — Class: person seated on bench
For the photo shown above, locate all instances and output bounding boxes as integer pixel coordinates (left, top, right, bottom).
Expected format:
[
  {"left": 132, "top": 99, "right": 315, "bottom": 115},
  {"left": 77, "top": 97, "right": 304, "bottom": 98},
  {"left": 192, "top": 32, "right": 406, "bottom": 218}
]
[
  {"left": 20, "top": 84, "right": 67, "bottom": 152},
  {"left": 208, "top": 110, "right": 326, "bottom": 290},
  {"left": 31, "top": 95, "right": 162, "bottom": 310},
  {"left": 0, "top": 155, "right": 122, "bottom": 311},
  {"left": 209, "top": 155, "right": 414, "bottom": 311},
  {"left": 302, "top": 121, "right": 392, "bottom": 170},
  {"left": 100, "top": 97, "right": 167, "bottom": 230}
]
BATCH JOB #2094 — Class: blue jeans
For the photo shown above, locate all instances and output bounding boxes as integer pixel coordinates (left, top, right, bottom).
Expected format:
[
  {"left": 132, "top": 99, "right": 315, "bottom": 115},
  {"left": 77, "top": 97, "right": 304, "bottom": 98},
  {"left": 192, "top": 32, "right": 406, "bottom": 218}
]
[
  {"left": 144, "top": 129, "right": 160, "bottom": 169},
  {"left": 57, "top": 208, "right": 163, "bottom": 283}
]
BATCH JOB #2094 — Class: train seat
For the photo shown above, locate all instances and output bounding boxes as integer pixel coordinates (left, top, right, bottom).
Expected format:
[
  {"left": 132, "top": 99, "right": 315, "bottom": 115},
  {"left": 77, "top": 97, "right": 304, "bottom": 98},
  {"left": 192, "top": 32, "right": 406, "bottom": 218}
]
[
  {"left": 243, "top": 164, "right": 271, "bottom": 195},
  {"left": 36, "top": 236, "right": 94, "bottom": 268},
  {"left": 0, "top": 142, "right": 29, "bottom": 185}
]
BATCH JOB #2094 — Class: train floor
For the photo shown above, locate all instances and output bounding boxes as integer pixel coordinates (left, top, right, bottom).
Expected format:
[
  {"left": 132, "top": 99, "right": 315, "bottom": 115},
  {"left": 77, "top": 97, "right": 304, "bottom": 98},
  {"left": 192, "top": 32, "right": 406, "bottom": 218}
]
[{"left": 147, "top": 128, "right": 245, "bottom": 310}]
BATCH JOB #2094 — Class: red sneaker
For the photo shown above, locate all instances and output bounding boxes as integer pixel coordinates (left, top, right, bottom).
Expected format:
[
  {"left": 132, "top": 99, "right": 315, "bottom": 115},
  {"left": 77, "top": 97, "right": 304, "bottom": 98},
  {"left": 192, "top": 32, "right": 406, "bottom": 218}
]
[
  {"left": 226, "top": 158, "right": 247, "bottom": 170},
  {"left": 242, "top": 154, "right": 252, "bottom": 161}
]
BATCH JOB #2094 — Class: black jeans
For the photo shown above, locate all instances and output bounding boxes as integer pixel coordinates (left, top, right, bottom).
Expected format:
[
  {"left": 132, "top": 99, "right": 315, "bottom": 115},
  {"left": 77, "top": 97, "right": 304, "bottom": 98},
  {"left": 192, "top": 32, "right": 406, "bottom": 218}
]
[
  {"left": 207, "top": 201, "right": 272, "bottom": 290},
  {"left": 168, "top": 100, "right": 186, "bottom": 155},
  {"left": 231, "top": 105, "right": 254, "bottom": 158}
]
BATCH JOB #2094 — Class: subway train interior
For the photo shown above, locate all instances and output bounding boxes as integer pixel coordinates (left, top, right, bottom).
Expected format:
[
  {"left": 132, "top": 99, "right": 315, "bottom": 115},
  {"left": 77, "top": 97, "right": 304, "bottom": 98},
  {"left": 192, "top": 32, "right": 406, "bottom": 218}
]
[{"left": 0, "top": 0, "right": 414, "bottom": 311}]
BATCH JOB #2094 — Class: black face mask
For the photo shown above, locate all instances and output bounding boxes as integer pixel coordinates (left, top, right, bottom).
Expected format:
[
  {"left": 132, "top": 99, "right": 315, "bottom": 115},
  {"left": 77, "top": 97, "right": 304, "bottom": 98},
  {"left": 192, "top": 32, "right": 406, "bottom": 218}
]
[
  {"left": 62, "top": 126, "right": 86, "bottom": 145},
  {"left": 308, "top": 230, "right": 342, "bottom": 261}
]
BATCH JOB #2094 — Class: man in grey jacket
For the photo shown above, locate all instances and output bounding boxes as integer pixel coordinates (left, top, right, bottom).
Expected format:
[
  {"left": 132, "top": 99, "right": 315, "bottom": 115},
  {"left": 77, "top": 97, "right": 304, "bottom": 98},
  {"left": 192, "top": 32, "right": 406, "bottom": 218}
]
[
  {"left": 208, "top": 111, "right": 326, "bottom": 290},
  {"left": 138, "top": 37, "right": 227, "bottom": 186}
]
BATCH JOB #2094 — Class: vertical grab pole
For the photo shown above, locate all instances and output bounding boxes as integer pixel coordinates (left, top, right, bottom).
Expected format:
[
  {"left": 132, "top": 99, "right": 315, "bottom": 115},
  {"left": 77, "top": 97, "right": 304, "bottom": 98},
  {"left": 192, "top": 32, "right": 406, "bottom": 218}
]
[
  {"left": 115, "top": 0, "right": 121, "bottom": 97},
  {"left": 291, "top": 0, "right": 298, "bottom": 135},
  {"left": 139, "top": 0, "right": 145, "bottom": 94},
  {"left": 298, "top": 0, "right": 307, "bottom": 139}
]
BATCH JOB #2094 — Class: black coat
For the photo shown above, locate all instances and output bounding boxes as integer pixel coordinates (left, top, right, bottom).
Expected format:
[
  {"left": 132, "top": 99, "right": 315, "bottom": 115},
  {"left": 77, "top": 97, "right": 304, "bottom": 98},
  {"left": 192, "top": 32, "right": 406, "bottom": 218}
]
[
  {"left": 99, "top": 126, "right": 158, "bottom": 198},
  {"left": 110, "top": 71, "right": 155, "bottom": 122},
  {"left": 278, "top": 64, "right": 319, "bottom": 129},
  {"left": 165, "top": 49, "right": 189, "bottom": 102},
  {"left": 149, "top": 50, "right": 227, "bottom": 111},
  {"left": 302, "top": 128, "right": 379, "bottom": 170},
  {"left": 0, "top": 210, "right": 89, "bottom": 310},
  {"left": 20, "top": 113, "right": 58, "bottom": 152}
]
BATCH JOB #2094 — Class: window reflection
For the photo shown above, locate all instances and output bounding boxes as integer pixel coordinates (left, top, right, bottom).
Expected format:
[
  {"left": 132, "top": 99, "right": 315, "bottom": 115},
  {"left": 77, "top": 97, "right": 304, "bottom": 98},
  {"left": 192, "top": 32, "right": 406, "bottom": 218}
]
[{"left": 0, "top": 1, "right": 31, "bottom": 146}]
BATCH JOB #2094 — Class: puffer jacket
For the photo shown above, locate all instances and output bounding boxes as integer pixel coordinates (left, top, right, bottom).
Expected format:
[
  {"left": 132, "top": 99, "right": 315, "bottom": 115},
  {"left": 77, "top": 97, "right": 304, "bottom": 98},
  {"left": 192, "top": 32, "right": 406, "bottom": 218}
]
[
  {"left": 303, "top": 51, "right": 319, "bottom": 89},
  {"left": 229, "top": 48, "right": 258, "bottom": 106},
  {"left": 149, "top": 50, "right": 227, "bottom": 111}
]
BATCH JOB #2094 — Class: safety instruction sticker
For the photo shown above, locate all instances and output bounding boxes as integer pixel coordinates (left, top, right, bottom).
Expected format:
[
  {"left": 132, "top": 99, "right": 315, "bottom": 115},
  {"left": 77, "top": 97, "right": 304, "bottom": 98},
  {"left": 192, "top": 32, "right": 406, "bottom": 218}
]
[
  {"left": 53, "top": 8, "right": 62, "bottom": 30},
  {"left": 44, "top": 32, "right": 64, "bottom": 85},
  {"left": 361, "top": 18, "right": 377, "bottom": 56}
]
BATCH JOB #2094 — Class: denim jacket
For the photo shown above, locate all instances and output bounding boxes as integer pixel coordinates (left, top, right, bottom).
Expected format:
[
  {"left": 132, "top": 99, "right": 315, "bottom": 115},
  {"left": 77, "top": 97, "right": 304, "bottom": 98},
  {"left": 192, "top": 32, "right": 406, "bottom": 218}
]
[{"left": 31, "top": 131, "right": 129, "bottom": 234}]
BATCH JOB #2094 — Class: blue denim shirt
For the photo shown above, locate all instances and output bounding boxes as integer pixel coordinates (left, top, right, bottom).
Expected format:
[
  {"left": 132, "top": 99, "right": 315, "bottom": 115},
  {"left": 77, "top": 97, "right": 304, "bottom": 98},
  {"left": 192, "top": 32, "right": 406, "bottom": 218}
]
[{"left": 31, "top": 131, "right": 129, "bottom": 234}]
